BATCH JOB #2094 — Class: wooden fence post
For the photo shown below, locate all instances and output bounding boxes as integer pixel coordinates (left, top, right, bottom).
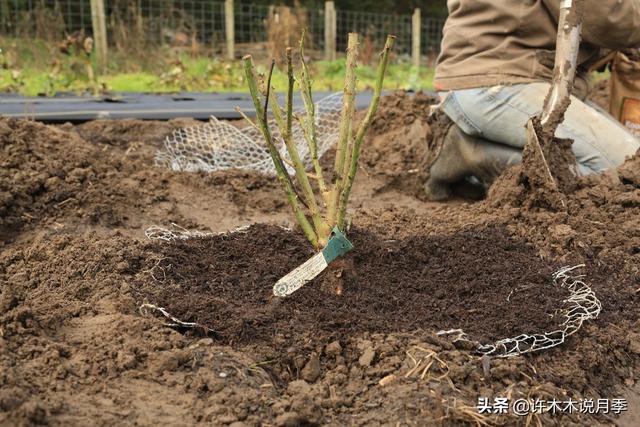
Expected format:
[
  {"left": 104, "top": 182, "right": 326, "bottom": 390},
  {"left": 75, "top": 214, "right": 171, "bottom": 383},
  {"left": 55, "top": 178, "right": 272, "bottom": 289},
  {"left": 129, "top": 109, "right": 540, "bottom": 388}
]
[
  {"left": 0, "top": 0, "right": 9, "bottom": 34},
  {"left": 412, "top": 8, "right": 421, "bottom": 67},
  {"left": 90, "top": 0, "right": 108, "bottom": 74},
  {"left": 225, "top": 0, "right": 235, "bottom": 59},
  {"left": 324, "top": 1, "right": 336, "bottom": 61}
]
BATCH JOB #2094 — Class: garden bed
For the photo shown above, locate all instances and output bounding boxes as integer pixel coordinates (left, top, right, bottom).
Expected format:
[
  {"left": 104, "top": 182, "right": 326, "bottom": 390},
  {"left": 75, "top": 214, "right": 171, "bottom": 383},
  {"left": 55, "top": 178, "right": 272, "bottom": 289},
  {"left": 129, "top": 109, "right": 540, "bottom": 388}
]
[{"left": 1, "top": 92, "right": 638, "bottom": 426}]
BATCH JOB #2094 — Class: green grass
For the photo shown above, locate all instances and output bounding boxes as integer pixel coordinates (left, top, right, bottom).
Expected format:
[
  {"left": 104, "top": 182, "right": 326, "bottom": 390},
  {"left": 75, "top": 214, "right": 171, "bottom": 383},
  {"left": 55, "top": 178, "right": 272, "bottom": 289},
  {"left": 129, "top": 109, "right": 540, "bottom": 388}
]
[
  {"left": 104, "top": 72, "right": 163, "bottom": 92},
  {"left": 0, "top": 37, "right": 435, "bottom": 95}
]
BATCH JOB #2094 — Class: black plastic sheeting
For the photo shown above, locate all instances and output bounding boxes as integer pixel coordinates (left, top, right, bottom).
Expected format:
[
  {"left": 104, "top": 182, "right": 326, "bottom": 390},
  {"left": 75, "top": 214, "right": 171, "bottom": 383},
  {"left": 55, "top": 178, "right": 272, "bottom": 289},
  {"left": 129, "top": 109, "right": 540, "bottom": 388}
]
[{"left": 0, "top": 91, "right": 394, "bottom": 122}]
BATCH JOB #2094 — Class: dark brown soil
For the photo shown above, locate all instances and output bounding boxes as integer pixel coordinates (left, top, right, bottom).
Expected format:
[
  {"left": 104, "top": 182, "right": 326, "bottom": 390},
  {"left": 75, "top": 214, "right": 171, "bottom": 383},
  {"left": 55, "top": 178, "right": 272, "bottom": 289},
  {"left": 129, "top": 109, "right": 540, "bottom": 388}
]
[
  {"left": 1, "top": 91, "right": 639, "bottom": 426},
  {"left": 360, "top": 91, "right": 439, "bottom": 199},
  {"left": 488, "top": 143, "right": 640, "bottom": 266},
  {"left": 74, "top": 117, "right": 202, "bottom": 148},
  {"left": 0, "top": 118, "right": 175, "bottom": 237},
  {"left": 368, "top": 90, "right": 437, "bottom": 135},
  {"left": 138, "top": 224, "right": 569, "bottom": 346},
  {"left": 491, "top": 119, "right": 577, "bottom": 211}
]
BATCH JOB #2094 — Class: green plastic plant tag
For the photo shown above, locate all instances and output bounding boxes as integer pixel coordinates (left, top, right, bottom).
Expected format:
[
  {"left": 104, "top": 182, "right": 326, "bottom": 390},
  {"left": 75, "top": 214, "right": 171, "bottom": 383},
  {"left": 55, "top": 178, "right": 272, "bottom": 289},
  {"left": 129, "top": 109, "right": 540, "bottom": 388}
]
[{"left": 322, "top": 226, "right": 354, "bottom": 263}]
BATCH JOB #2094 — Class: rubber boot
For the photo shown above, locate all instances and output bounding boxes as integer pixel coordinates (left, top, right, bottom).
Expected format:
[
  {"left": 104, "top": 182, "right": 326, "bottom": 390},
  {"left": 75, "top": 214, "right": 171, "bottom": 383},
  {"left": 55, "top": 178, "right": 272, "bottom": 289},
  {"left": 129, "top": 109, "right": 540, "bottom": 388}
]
[{"left": 424, "top": 123, "right": 522, "bottom": 201}]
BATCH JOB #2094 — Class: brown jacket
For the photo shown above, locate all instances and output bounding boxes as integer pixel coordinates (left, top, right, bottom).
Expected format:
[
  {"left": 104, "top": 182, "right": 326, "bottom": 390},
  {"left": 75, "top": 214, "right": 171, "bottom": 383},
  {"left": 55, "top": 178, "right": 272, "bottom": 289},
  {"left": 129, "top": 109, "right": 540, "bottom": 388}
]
[{"left": 434, "top": 0, "right": 640, "bottom": 94}]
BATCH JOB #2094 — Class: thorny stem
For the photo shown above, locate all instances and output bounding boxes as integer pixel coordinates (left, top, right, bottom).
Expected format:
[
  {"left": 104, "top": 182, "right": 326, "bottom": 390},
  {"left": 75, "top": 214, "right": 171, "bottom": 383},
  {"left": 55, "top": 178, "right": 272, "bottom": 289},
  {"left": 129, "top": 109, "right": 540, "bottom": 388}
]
[
  {"left": 282, "top": 49, "right": 330, "bottom": 244},
  {"left": 266, "top": 90, "right": 309, "bottom": 210},
  {"left": 242, "top": 55, "right": 318, "bottom": 247},
  {"left": 286, "top": 48, "right": 294, "bottom": 138},
  {"left": 298, "top": 31, "right": 328, "bottom": 197},
  {"left": 263, "top": 60, "right": 274, "bottom": 123},
  {"left": 234, "top": 106, "right": 260, "bottom": 131},
  {"left": 328, "top": 32, "right": 359, "bottom": 226},
  {"left": 337, "top": 35, "right": 395, "bottom": 229},
  {"left": 333, "top": 33, "right": 359, "bottom": 180},
  {"left": 264, "top": 61, "right": 310, "bottom": 210}
]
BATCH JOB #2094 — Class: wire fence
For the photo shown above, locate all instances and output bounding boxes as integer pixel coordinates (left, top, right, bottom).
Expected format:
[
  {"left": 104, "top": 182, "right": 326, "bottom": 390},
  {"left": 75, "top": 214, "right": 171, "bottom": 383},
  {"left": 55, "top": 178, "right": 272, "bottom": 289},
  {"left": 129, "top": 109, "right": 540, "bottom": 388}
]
[
  {"left": 0, "top": 0, "right": 445, "bottom": 58},
  {"left": 337, "top": 9, "right": 410, "bottom": 54}
]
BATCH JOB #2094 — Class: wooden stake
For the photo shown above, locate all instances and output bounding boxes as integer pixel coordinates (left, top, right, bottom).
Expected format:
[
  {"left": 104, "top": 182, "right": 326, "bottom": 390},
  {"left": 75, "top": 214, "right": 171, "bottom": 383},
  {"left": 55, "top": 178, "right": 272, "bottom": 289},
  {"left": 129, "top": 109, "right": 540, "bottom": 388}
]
[
  {"left": 90, "top": 0, "right": 108, "bottom": 74},
  {"left": 412, "top": 8, "right": 421, "bottom": 68},
  {"left": 324, "top": 1, "right": 336, "bottom": 61},
  {"left": 225, "top": 0, "right": 235, "bottom": 60}
]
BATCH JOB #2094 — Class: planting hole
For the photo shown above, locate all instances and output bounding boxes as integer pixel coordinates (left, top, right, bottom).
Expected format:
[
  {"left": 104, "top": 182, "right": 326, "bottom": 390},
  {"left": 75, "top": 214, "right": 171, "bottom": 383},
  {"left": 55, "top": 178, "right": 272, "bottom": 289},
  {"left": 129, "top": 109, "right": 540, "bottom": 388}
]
[{"left": 136, "top": 224, "right": 595, "bottom": 353}]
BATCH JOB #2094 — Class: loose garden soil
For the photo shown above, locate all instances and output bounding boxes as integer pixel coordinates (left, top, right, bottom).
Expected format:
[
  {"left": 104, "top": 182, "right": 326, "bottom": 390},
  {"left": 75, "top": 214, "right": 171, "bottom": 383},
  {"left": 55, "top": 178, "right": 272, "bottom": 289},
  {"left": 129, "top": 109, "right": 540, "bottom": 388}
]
[
  {"left": 1, "top": 90, "right": 639, "bottom": 426},
  {"left": 138, "top": 224, "right": 569, "bottom": 346}
]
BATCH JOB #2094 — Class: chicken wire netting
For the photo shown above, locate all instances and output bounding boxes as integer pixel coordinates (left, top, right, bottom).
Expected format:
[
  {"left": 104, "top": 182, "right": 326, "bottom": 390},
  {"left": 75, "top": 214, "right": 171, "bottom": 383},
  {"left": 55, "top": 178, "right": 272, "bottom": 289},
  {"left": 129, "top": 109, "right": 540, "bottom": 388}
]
[
  {"left": 437, "top": 264, "right": 601, "bottom": 358},
  {"left": 155, "top": 92, "right": 344, "bottom": 174},
  {"left": 141, "top": 225, "right": 601, "bottom": 358}
]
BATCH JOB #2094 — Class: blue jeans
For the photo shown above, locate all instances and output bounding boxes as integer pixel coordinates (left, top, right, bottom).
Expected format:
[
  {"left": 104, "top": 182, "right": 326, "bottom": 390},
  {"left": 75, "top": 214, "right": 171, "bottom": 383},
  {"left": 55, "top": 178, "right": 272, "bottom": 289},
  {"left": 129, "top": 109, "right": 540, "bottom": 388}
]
[{"left": 438, "top": 83, "right": 640, "bottom": 175}]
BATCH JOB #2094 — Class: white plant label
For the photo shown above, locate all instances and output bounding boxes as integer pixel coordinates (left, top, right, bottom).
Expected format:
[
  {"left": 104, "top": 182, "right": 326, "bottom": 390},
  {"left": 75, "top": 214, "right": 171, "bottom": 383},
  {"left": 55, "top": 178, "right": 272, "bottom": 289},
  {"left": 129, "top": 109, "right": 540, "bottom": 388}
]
[{"left": 273, "top": 251, "right": 328, "bottom": 297}]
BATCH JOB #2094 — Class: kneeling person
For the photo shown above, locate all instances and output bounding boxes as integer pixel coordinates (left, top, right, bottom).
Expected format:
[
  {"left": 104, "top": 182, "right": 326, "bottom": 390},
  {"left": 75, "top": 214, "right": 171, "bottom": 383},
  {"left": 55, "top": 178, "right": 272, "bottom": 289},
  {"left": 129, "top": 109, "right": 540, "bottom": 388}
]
[{"left": 426, "top": 0, "right": 640, "bottom": 200}]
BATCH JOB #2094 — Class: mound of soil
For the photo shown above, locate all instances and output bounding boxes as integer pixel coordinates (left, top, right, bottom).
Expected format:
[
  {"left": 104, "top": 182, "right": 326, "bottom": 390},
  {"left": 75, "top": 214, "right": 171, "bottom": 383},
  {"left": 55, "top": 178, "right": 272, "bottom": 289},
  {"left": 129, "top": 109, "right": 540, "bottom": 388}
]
[
  {"left": 361, "top": 91, "right": 439, "bottom": 198},
  {"left": 0, "top": 118, "right": 175, "bottom": 238},
  {"left": 74, "top": 118, "right": 201, "bottom": 148},
  {"left": 138, "top": 224, "right": 569, "bottom": 346},
  {"left": 0, "top": 231, "right": 279, "bottom": 426},
  {"left": 0, "top": 118, "right": 287, "bottom": 244},
  {"left": 488, "top": 150, "right": 640, "bottom": 268},
  {"left": 491, "top": 121, "right": 578, "bottom": 211},
  {"left": 369, "top": 90, "right": 437, "bottom": 135}
]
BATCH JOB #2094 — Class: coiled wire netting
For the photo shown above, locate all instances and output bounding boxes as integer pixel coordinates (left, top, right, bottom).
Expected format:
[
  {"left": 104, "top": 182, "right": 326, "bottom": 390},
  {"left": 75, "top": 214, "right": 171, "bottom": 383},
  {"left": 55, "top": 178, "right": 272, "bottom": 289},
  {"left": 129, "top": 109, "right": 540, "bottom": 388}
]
[{"left": 437, "top": 264, "right": 601, "bottom": 358}]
